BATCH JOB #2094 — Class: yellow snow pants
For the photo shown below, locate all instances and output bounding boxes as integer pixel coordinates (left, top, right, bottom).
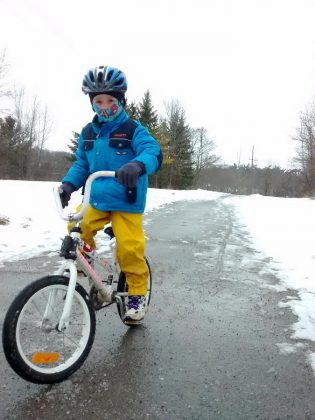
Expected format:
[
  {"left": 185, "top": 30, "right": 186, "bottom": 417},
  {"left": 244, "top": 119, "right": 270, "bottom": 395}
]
[{"left": 69, "top": 205, "right": 148, "bottom": 296}]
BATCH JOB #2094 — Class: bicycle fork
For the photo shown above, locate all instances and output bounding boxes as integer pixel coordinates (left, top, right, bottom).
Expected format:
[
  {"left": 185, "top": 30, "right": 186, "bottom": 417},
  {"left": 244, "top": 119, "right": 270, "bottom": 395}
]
[
  {"left": 44, "top": 260, "right": 79, "bottom": 331},
  {"left": 43, "top": 258, "right": 127, "bottom": 331},
  {"left": 51, "top": 257, "right": 115, "bottom": 331}
]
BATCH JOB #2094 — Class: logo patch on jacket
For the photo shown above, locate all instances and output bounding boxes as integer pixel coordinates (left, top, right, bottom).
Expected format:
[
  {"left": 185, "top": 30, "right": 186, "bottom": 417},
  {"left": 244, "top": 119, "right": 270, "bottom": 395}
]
[{"left": 114, "top": 133, "right": 128, "bottom": 137}]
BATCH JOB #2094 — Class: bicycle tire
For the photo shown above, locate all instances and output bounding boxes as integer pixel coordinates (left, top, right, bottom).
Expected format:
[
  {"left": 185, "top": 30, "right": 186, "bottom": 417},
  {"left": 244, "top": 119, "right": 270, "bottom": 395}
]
[
  {"left": 2, "top": 275, "right": 96, "bottom": 384},
  {"left": 116, "top": 257, "right": 152, "bottom": 323}
]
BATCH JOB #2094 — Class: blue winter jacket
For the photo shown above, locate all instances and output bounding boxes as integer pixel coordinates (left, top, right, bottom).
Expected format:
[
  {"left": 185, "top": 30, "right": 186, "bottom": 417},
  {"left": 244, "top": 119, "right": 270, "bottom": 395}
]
[{"left": 62, "top": 110, "right": 162, "bottom": 213}]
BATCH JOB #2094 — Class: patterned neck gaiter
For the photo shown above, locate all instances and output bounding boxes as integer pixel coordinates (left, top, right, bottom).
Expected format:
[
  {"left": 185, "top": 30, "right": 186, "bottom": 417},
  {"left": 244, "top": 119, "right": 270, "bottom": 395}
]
[{"left": 92, "top": 99, "right": 123, "bottom": 123}]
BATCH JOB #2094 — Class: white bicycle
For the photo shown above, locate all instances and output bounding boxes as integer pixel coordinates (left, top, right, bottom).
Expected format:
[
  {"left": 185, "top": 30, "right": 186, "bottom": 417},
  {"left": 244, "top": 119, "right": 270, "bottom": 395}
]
[{"left": 2, "top": 171, "right": 152, "bottom": 384}]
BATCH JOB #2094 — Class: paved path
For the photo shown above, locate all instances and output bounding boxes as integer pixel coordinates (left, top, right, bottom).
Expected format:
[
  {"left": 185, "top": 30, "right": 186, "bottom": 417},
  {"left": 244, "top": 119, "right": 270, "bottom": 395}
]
[{"left": 1, "top": 198, "right": 315, "bottom": 419}]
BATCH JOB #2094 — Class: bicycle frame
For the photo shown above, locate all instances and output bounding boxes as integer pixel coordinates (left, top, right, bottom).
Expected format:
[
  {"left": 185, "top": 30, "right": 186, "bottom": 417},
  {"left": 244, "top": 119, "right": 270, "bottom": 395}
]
[
  {"left": 2, "top": 171, "right": 151, "bottom": 384},
  {"left": 51, "top": 171, "right": 128, "bottom": 331}
]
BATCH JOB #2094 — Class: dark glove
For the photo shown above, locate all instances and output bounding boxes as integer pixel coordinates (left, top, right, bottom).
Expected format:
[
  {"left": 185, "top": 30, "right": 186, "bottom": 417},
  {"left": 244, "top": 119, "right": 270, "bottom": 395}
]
[
  {"left": 117, "top": 161, "right": 145, "bottom": 188},
  {"left": 59, "top": 182, "right": 76, "bottom": 208}
]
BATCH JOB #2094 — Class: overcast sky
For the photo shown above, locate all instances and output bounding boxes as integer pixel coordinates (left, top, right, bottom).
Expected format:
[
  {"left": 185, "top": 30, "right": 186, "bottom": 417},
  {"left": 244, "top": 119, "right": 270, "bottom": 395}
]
[{"left": 1, "top": 0, "right": 315, "bottom": 168}]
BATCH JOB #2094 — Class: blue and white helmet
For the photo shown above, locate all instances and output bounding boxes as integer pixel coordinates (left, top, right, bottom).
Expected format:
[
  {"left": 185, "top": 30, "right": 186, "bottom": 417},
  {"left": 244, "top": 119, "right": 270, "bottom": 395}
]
[{"left": 82, "top": 66, "right": 127, "bottom": 94}]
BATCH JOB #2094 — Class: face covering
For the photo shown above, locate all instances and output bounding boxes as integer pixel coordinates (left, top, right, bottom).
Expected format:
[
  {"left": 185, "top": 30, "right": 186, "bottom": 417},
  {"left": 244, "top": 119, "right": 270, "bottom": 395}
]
[{"left": 92, "top": 99, "right": 123, "bottom": 123}]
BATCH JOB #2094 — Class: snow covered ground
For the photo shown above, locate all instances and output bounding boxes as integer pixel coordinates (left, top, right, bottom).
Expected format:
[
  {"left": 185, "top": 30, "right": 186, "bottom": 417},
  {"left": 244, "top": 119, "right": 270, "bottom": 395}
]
[
  {"left": 0, "top": 180, "right": 225, "bottom": 262},
  {"left": 1, "top": 180, "right": 315, "bottom": 373}
]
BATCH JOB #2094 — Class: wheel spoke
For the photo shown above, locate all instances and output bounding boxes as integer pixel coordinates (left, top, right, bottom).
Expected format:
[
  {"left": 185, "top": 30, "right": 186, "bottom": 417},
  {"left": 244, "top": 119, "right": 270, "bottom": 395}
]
[
  {"left": 30, "top": 299, "right": 45, "bottom": 318},
  {"left": 62, "top": 330, "right": 82, "bottom": 349}
]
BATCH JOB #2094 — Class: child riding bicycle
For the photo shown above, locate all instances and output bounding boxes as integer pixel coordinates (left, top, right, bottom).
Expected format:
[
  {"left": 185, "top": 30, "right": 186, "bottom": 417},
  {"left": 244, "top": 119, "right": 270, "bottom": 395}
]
[{"left": 59, "top": 65, "right": 162, "bottom": 322}]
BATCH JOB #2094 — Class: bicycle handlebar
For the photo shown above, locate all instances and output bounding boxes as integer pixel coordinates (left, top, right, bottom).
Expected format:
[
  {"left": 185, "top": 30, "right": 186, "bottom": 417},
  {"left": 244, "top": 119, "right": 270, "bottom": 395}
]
[{"left": 53, "top": 171, "right": 116, "bottom": 221}]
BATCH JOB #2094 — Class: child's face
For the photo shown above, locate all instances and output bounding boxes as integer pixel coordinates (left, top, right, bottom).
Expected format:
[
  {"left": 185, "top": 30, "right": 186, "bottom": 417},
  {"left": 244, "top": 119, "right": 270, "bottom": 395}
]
[{"left": 92, "top": 94, "right": 116, "bottom": 110}]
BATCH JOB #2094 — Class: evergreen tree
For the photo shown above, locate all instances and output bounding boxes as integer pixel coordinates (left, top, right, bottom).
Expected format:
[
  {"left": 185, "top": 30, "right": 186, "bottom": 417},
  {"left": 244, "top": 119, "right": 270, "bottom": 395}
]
[
  {"left": 164, "top": 101, "right": 194, "bottom": 189},
  {"left": 147, "top": 118, "right": 172, "bottom": 188},
  {"left": 0, "top": 115, "right": 30, "bottom": 179},
  {"left": 0, "top": 116, "right": 17, "bottom": 178},
  {"left": 125, "top": 100, "right": 139, "bottom": 120},
  {"left": 67, "top": 131, "right": 79, "bottom": 162},
  {"left": 138, "top": 90, "right": 158, "bottom": 135},
  {"left": 137, "top": 90, "right": 167, "bottom": 188}
]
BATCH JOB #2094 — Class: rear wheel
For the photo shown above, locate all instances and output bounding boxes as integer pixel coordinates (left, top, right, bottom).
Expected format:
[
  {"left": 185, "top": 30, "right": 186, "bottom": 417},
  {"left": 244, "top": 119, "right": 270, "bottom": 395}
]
[
  {"left": 2, "top": 275, "right": 96, "bottom": 384},
  {"left": 116, "top": 257, "right": 152, "bottom": 323}
]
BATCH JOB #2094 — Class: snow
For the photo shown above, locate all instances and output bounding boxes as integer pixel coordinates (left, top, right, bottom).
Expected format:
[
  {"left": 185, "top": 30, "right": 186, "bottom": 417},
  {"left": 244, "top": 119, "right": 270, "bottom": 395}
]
[
  {"left": 276, "top": 342, "right": 305, "bottom": 355},
  {"left": 1, "top": 180, "right": 315, "bottom": 374},
  {"left": 225, "top": 193, "right": 315, "bottom": 374},
  {"left": 0, "top": 180, "right": 224, "bottom": 262}
]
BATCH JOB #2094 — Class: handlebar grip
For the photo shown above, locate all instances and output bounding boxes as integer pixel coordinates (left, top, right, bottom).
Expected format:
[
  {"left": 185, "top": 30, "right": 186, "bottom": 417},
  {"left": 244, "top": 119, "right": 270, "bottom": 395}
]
[{"left": 54, "top": 171, "right": 116, "bottom": 222}]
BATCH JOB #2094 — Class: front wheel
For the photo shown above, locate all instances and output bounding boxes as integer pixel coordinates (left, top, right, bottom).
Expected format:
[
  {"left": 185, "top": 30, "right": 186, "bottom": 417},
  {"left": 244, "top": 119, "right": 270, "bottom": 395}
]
[
  {"left": 2, "top": 275, "right": 96, "bottom": 384},
  {"left": 116, "top": 257, "right": 152, "bottom": 323}
]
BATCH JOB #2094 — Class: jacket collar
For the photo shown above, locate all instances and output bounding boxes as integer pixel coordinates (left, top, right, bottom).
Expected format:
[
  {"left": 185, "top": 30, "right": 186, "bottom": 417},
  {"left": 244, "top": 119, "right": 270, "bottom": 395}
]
[{"left": 91, "top": 110, "right": 128, "bottom": 135}]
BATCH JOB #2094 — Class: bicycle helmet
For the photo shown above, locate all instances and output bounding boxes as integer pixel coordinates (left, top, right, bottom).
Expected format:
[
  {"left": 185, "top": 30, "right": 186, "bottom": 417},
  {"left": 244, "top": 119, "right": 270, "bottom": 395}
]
[{"left": 82, "top": 66, "right": 127, "bottom": 95}]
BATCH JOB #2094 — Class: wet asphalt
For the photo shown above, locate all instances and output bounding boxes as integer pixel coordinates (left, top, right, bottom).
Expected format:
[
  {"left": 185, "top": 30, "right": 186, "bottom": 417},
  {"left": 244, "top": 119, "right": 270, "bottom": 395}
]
[{"left": 1, "top": 198, "right": 315, "bottom": 419}]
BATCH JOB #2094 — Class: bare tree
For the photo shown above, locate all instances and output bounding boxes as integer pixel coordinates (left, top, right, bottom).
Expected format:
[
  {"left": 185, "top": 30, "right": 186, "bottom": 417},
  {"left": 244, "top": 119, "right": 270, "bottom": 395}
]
[
  {"left": 293, "top": 102, "right": 315, "bottom": 194},
  {"left": 191, "top": 127, "right": 219, "bottom": 174},
  {"left": 0, "top": 50, "right": 11, "bottom": 115},
  {"left": 11, "top": 88, "right": 52, "bottom": 178},
  {"left": 36, "top": 104, "right": 52, "bottom": 163},
  {"left": 11, "top": 88, "right": 29, "bottom": 178}
]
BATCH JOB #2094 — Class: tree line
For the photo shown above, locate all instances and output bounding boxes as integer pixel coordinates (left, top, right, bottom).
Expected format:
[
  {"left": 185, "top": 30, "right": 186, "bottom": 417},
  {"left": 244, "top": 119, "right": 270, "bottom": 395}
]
[
  {"left": 0, "top": 51, "right": 70, "bottom": 180},
  {"left": 0, "top": 93, "right": 64, "bottom": 180},
  {"left": 197, "top": 164, "right": 303, "bottom": 197},
  {"left": 0, "top": 51, "right": 314, "bottom": 197},
  {"left": 66, "top": 91, "right": 315, "bottom": 197}
]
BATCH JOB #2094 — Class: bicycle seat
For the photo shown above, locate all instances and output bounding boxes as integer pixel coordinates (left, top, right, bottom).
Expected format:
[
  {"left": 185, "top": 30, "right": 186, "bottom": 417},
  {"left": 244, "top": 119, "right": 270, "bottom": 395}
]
[{"left": 104, "top": 226, "right": 115, "bottom": 239}]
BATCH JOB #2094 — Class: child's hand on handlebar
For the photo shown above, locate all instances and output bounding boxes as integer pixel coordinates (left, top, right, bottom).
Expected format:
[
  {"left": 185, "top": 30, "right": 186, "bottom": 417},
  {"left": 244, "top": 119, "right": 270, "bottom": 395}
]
[{"left": 59, "top": 182, "right": 76, "bottom": 208}]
